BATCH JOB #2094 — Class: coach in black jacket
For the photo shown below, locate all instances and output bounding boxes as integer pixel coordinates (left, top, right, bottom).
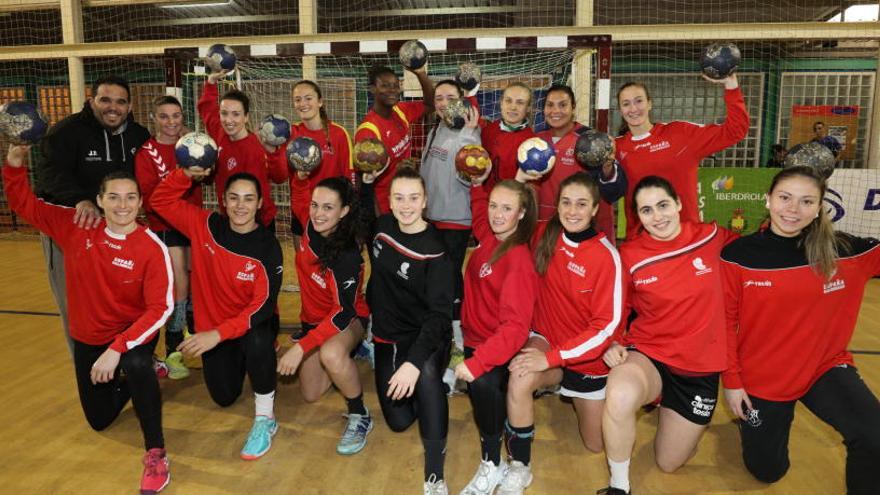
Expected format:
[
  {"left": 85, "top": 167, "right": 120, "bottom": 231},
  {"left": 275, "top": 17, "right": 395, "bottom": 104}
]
[{"left": 34, "top": 75, "right": 150, "bottom": 355}]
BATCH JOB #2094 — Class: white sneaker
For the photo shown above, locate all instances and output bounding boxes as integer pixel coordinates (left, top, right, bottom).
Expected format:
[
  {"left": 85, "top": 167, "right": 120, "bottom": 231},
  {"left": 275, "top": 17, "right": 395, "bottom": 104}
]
[
  {"left": 424, "top": 474, "right": 449, "bottom": 495},
  {"left": 496, "top": 460, "right": 533, "bottom": 495},
  {"left": 459, "top": 458, "right": 508, "bottom": 495}
]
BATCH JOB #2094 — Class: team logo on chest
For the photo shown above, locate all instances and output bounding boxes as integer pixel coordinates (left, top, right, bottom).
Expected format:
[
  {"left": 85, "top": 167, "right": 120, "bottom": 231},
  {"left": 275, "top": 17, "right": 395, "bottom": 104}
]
[
  {"left": 85, "top": 149, "right": 100, "bottom": 162},
  {"left": 102, "top": 239, "right": 122, "bottom": 250},
  {"left": 112, "top": 257, "right": 134, "bottom": 270},
  {"left": 397, "top": 262, "right": 410, "bottom": 280},
  {"left": 311, "top": 272, "right": 326, "bottom": 288},
  {"left": 479, "top": 263, "right": 492, "bottom": 278},
  {"left": 236, "top": 261, "right": 256, "bottom": 282},
  {"left": 634, "top": 275, "right": 658, "bottom": 286},
  {"left": 692, "top": 257, "right": 712, "bottom": 276},
  {"left": 227, "top": 157, "right": 237, "bottom": 170},
  {"left": 823, "top": 278, "right": 845, "bottom": 294},
  {"left": 567, "top": 261, "right": 586, "bottom": 277},
  {"left": 85, "top": 239, "right": 93, "bottom": 250}
]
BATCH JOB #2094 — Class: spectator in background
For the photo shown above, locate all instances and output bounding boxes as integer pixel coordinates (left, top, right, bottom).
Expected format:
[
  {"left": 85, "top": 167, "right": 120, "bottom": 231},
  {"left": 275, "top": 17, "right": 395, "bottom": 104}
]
[{"left": 811, "top": 121, "right": 842, "bottom": 157}]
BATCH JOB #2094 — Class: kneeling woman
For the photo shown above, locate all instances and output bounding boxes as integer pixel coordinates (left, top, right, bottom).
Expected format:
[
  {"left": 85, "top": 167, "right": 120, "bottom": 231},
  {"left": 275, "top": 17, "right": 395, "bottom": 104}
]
[
  {"left": 363, "top": 167, "right": 455, "bottom": 495},
  {"left": 454, "top": 176, "right": 538, "bottom": 494},
  {"left": 277, "top": 173, "right": 372, "bottom": 455},
  {"left": 600, "top": 176, "right": 735, "bottom": 495},
  {"left": 722, "top": 166, "right": 880, "bottom": 495},
  {"left": 151, "top": 167, "right": 283, "bottom": 461},
  {"left": 503, "top": 172, "right": 625, "bottom": 495},
  {"left": 4, "top": 145, "right": 174, "bottom": 493}
]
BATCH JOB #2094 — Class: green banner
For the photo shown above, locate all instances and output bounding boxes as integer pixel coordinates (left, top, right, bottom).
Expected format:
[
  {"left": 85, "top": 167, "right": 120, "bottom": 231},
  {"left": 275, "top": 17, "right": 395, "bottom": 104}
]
[{"left": 698, "top": 167, "right": 778, "bottom": 235}]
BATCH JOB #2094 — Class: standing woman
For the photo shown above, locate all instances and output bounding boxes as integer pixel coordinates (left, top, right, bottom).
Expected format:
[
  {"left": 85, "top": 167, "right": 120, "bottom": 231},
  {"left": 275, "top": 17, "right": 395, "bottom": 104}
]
[
  {"left": 362, "top": 166, "right": 455, "bottom": 495},
  {"left": 355, "top": 64, "right": 434, "bottom": 214},
  {"left": 502, "top": 172, "right": 624, "bottom": 495},
  {"left": 420, "top": 79, "right": 481, "bottom": 321},
  {"left": 135, "top": 95, "right": 202, "bottom": 379},
  {"left": 721, "top": 166, "right": 880, "bottom": 494},
  {"left": 614, "top": 75, "right": 748, "bottom": 239},
  {"left": 599, "top": 176, "right": 735, "bottom": 495},
  {"left": 198, "top": 69, "right": 287, "bottom": 230},
  {"left": 276, "top": 173, "right": 373, "bottom": 456},
  {"left": 453, "top": 175, "right": 538, "bottom": 495},
  {"left": 151, "top": 167, "right": 283, "bottom": 461},
  {"left": 4, "top": 145, "right": 174, "bottom": 493},
  {"left": 480, "top": 82, "right": 536, "bottom": 188},
  {"left": 534, "top": 84, "right": 625, "bottom": 242},
  {"left": 267, "top": 80, "right": 355, "bottom": 247}
]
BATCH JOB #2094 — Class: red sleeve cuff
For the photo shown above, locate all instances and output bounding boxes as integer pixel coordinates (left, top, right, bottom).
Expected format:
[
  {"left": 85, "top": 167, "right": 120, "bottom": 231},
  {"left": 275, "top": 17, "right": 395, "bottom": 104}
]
[
  {"left": 464, "top": 356, "right": 485, "bottom": 380},
  {"left": 545, "top": 349, "right": 563, "bottom": 368},
  {"left": 109, "top": 336, "right": 127, "bottom": 353},
  {"left": 721, "top": 371, "right": 743, "bottom": 390}
]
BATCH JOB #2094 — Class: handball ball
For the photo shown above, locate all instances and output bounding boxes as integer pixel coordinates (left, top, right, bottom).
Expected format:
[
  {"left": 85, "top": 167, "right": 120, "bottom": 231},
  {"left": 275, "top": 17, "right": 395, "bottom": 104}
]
[
  {"left": 0, "top": 101, "right": 48, "bottom": 144},
  {"left": 455, "top": 63, "right": 482, "bottom": 91},
  {"left": 175, "top": 132, "right": 218, "bottom": 170},
  {"left": 517, "top": 137, "right": 556, "bottom": 176},
  {"left": 353, "top": 137, "right": 389, "bottom": 173},
  {"left": 259, "top": 114, "right": 291, "bottom": 147},
  {"left": 455, "top": 144, "right": 491, "bottom": 180},
  {"left": 399, "top": 40, "right": 428, "bottom": 70},
  {"left": 206, "top": 43, "right": 237, "bottom": 72},
  {"left": 442, "top": 98, "right": 473, "bottom": 130},
  {"left": 286, "top": 136, "right": 323, "bottom": 173},
  {"left": 574, "top": 130, "right": 614, "bottom": 170},
  {"left": 700, "top": 42, "right": 741, "bottom": 80},
  {"left": 784, "top": 141, "right": 835, "bottom": 179}
]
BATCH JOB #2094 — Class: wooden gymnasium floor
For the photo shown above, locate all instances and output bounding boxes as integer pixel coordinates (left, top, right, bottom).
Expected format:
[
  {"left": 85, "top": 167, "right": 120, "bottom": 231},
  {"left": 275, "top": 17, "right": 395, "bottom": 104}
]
[{"left": 0, "top": 237, "right": 877, "bottom": 494}]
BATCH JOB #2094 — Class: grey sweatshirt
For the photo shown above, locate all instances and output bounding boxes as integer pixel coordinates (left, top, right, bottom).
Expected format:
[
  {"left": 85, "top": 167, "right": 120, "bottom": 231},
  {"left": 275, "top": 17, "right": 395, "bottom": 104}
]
[{"left": 420, "top": 123, "right": 481, "bottom": 227}]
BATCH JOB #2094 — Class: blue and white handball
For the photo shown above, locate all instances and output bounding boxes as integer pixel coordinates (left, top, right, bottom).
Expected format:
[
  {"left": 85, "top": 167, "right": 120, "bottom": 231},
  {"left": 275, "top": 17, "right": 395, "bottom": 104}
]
[
  {"left": 0, "top": 101, "right": 48, "bottom": 144},
  {"left": 286, "top": 136, "right": 323, "bottom": 173},
  {"left": 259, "top": 114, "right": 291, "bottom": 147},
  {"left": 399, "top": 40, "right": 428, "bottom": 70},
  {"left": 517, "top": 137, "right": 556, "bottom": 176},
  {"left": 175, "top": 132, "right": 218, "bottom": 170},
  {"left": 205, "top": 43, "right": 237, "bottom": 72}
]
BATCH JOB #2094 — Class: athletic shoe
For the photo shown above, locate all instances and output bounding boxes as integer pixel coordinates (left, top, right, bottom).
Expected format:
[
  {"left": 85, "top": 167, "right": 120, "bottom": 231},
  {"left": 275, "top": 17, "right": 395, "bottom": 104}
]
[
  {"left": 596, "top": 487, "right": 630, "bottom": 495},
  {"left": 164, "top": 351, "right": 190, "bottom": 380},
  {"left": 240, "top": 416, "right": 278, "bottom": 460},
  {"left": 497, "top": 460, "right": 533, "bottom": 495},
  {"left": 459, "top": 458, "right": 508, "bottom": 495},
  {"left": 423, "top": 474, "right": 448, "bottom": 495},
  {"left": 449, "top": 345, "right": 465, "bottom": 368},
  {"left": 354, "top": 340, "right": 375, "bottom": 369},
  {"left": 152, "top": 357, "right": 168, "bottom": 379},
  {"left": 336, "top": 411, "right": 373, "bottom": 455},
  {"left": 140, "top": 448, "right": 170, "bottom": 494}
]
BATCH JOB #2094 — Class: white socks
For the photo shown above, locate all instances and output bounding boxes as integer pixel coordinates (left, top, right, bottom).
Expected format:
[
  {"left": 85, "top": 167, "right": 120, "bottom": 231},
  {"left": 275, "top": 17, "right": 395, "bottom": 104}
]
[
  {"left": 608, "top": 458, "right": 631, "bottom": 493},
  {"left": 255, "top": 391, "right": 275, "bottom": 419}
]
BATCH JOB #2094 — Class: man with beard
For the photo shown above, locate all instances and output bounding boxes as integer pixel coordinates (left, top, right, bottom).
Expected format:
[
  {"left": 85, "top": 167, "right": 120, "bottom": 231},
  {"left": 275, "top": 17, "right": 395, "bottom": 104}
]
[{"left": 35, "top": 75, "right": 151, "bottom": 355}]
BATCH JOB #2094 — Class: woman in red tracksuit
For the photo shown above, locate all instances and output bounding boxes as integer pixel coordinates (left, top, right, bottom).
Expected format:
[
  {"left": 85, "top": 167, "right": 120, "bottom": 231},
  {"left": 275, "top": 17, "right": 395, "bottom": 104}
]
[
  {"left": 480, "top": 82, "right": 536, "bottom": 189},
  {"left": 276, "top": 172, "right": 373, "bottom": 456},
  {"left": 135, "top": 94, "right": 202, "bottom": 378},
  {"left": 614, "top": 74, "right": 749, "bottom": 239},
  {"left": 599, "top": 175, "right": 736, "bottom": 495},
  {"left": 198, "top": 69, "right": 287, "bottom": 230},
  {"left": 5, "top": 145, "right": 173, "bottom": 494},
  {"left": 502, "top": 171, "right": 625, "bottom": 495},
  {"left": 451, "top": 174, "right": 538, "bottom": 494},
  {"left": 721, "top": 166, "right": 880, "bottom": 495}
]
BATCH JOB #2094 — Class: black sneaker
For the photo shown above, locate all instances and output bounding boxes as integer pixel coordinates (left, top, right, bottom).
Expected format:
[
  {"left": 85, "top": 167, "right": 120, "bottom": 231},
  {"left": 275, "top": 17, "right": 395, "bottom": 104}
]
[{"left": 597, "top": 487, "right": 630, "bottom": 495}]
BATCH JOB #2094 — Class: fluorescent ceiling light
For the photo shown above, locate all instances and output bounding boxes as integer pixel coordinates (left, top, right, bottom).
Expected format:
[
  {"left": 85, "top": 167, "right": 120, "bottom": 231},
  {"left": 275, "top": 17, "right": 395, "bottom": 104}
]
[{"left": 160, "top": 0, "right": 233, "bottom": 8}]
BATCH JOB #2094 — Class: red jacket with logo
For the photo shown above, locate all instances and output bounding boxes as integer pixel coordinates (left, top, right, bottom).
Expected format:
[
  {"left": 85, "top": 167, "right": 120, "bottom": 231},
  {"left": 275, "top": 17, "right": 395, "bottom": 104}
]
[
  {"left": 355, "top": 101, "right": 426, "bottom": 214},
  {"left": 151, "top": 169, "right": 283, "bottom": 341},
  {"left": 720, "top": 230, "right": 880, "bottom": 400},
  {"left": 620, "top": 221, "right": 736, "bottom": 372},
  {"left": 461, "top": 185, "right": 538, "bottom": 379},
  {"left": 480, "top": 119, "right": 535, "bottom": 189},
  {"left": 198, "top": 81, "right": 287, "bottom": 226},
  {"left": 290, "top": 175, "right": 370, "bottom": 354},
  {"left": 533, "top": 226, "right": 625, "bottom": 376},
  {"left": 615, "top": 87, "right": 749, "bottom": 239},
  {"left": 135, "top": 137, "right": 203, "bottom": 232},
  {"left": 3, "top": 165, "right": 173, "bottom": 352}
]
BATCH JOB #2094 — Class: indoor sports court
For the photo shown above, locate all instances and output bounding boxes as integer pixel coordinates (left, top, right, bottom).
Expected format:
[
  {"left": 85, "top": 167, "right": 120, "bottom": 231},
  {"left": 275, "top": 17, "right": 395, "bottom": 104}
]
[{"left": 0, "top": 1, "right": 878, "bottom": 494}]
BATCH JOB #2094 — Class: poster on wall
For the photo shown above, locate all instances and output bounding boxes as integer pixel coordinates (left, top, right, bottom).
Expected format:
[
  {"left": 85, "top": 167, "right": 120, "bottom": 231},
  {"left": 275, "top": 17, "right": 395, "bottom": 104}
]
[
  {"left": 825, "top": 169, "right": 880, "bottom": 239},
  {"left": 789, "top": 105, "right": 859, "bottom": 160}
]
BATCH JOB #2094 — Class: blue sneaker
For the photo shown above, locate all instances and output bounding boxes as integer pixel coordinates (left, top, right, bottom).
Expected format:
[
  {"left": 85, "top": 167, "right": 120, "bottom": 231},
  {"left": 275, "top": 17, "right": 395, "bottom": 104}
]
[
  {"left": 336, "top": 411, "right": 373, "bottom": 455},
  {"left": 240, "top": 416, "right": 278, "bottom": 460},
  {"left": 354, "top": 340, "right": 375, "bottom": 369}
]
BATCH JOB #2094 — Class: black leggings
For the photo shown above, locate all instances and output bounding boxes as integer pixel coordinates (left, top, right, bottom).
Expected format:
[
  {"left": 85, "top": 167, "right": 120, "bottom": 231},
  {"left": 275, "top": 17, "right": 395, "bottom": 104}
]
[
  {"left": 464, "top": 347, "right": 509, "bottom": 441},
  {"left": 374, "top": 339, "right": 450, "bottom": 440},
  {"left": 435, "top": 227, "right": 471, "bottom": 320},
  {"left": 739, "top": 364, "right": 880, "bottom": 494},
  {"left": 202, "top": 322, "right": 277, "bottom": 407},
  {"left": 73, "top": 338, "right": 163, "bottom": 450}
]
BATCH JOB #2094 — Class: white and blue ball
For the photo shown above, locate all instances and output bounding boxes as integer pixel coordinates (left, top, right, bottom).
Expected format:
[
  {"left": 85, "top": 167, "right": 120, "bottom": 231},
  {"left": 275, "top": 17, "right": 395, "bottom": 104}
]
[
  {"left": 0, "top": 101, "right": 48, "bottom": 144},
  {"left": 205, "top": 43, "right": 237, "bottom": 72},
  {"left": 259, "top": 114, "right": 291, "bottom": 147},
  {"left": 517, "top": 137, "right": 556, "bottom": 176},
  {"left": 175, "top": 132, "right": 218, "bottom": 169},
  {"left": 286, "top": 136, "right": 323, "bottom": 173}
]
